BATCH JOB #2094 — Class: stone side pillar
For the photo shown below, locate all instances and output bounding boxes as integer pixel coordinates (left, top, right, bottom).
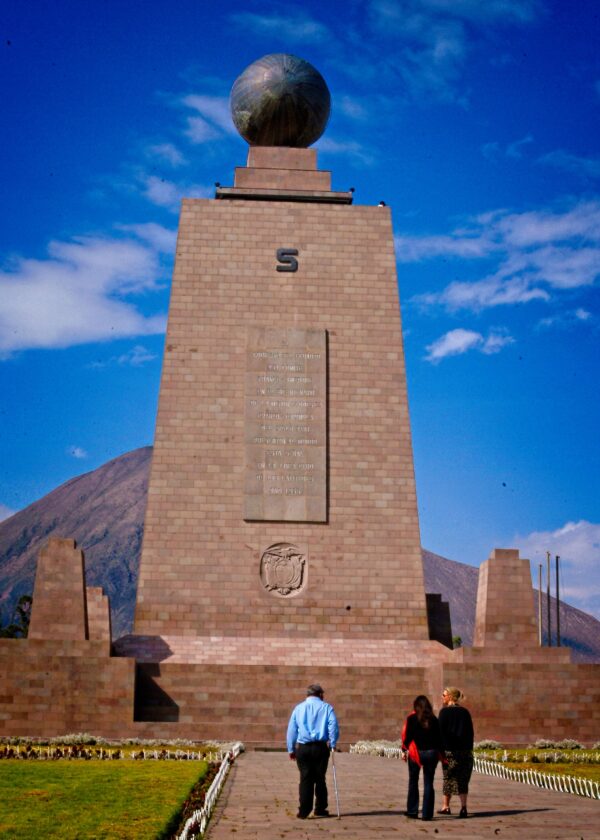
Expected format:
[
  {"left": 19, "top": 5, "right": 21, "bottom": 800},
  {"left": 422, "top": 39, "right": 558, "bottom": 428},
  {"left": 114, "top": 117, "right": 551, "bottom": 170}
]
[
  {"left": 473, "top": 548, "right": 537, "bottom": 647},
  {"left": 28, "top": 537, "right": 88, "bottom": 640},
  {"left": 86, "top": 586, "right": 112, "bottom": 649}
]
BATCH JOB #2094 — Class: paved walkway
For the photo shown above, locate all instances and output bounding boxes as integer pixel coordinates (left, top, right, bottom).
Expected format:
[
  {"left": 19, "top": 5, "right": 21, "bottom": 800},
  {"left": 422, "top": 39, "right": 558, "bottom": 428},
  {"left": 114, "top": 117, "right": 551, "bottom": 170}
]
[{"left": 206, "top": 751, "right": 599, "bottom": 839}]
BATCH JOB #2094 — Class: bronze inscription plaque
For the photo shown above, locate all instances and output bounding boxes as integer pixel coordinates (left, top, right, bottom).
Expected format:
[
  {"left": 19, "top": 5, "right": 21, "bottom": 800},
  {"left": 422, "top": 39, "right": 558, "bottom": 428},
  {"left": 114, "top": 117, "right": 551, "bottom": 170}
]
[{"left": 245, "top": 327, "right": 326, "bottom": 521}]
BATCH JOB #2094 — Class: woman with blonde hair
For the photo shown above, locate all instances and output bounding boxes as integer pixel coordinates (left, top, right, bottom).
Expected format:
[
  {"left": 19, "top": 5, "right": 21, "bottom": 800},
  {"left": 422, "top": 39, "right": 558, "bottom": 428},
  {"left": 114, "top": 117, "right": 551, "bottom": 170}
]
[{"left": 438, "top": 686, "right": 474, "bottom": 818}]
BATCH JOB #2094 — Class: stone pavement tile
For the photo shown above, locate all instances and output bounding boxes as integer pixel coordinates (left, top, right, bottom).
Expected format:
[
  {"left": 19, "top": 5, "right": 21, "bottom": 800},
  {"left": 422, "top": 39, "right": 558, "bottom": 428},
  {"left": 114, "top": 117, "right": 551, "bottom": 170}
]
[{"left": 205, "top": 752, "right": 599, "bottom": 840}]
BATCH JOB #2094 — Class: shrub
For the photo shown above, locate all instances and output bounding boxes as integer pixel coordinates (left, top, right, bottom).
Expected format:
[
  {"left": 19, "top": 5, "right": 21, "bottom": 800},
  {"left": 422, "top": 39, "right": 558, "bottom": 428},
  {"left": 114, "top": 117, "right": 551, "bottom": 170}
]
[
  {"left": 474, "top": 740, "right": 502, "bottom": 750},
  {"left": 555, "top": 739, "right": 583, "bottom": 750},
  {"left": 530, "top": 739, "right": 556, "bottom": 748},
  {"left": 51, "top": 733, "right": 98, "bottom": 746}
]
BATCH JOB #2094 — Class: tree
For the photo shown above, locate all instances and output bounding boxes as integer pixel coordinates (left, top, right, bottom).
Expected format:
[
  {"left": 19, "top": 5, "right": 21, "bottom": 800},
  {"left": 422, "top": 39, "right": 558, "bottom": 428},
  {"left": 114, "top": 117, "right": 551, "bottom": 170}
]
[
  {"left": 452, "top": 635, "right": 462, "bottom": 649},
  {"left": 0, "top": 595, "right": 32, "bottom": 638}
]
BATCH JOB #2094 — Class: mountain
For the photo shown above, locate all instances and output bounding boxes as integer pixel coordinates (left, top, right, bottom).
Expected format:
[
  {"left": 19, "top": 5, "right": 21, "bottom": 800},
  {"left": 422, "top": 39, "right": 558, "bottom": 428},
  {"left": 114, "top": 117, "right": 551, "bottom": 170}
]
[
  {"left": 0, "top": 447, "right": 151, "bottom": 637},
  {"left": 1, "top": 447, "right": 599, "bottom": 661}
]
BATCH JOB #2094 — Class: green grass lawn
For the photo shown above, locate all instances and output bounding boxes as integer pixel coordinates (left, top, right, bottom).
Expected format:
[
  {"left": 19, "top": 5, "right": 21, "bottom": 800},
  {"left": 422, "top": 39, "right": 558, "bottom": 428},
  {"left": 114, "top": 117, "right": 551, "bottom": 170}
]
[{"left": 0, "top": 759, "right": 208, "bottom": 839}]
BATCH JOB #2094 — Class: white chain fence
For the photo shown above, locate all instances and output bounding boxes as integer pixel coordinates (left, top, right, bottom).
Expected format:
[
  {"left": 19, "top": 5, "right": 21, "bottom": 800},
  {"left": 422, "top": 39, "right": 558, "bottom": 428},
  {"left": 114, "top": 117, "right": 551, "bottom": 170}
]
[
  {"left": 348, "top": 743, "right": 600, "bottom": 801},
  {"left": 176, "top": 741, "right": 244, "bottom": 840},
  {"left": 474, "top": 756, "right": 600, "bottom": 801}
]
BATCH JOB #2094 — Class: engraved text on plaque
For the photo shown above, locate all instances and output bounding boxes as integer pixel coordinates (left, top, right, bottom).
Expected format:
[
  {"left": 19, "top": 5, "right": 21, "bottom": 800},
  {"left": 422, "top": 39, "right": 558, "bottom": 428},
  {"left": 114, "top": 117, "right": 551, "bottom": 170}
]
[{"left": 245, "top": 327, "right": 326, "bottom": 521}]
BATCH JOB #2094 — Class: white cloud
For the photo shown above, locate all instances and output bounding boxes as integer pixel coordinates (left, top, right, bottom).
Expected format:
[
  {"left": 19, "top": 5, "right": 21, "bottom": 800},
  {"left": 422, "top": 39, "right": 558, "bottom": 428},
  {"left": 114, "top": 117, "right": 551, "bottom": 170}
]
[
  {"left": 417, "top": 276, "right": 549, "bottom": 311},
  {"left": 118, "top": 223, "right": 177, "bottom": 253},
  {"left": 538, "top": 149, "right": 600, "bottom": 180},
  {"left": 424, "top": 327, "right": 514, "bottom": 362},
  {"left": 146, "top": 143, "right": 187, "bottom": 167},
  {"left": 402, "top": 200, "right": 600, "bottom": 312},
  {"left": 88, "top": 343, "right": 158, "bottom": 370},
  {"left": 482, "top": 134, "right": 534, "bottom": 161},
  {"left": 117, "top": 345, "right": 157, "bottom": 367},
  {"left": 515, "top": 521, "right": 600, "bottom": 620},
  {"left": 0, "top": 503, "right": 15, "bottom": 522},
  {"left": 410, "top": 0, "right": 542, "bottom": 25},
  {"left": 141, "top": 175, "right": 212, "bottom": 212},
  {"left": 537, "top": 307, "right": 594, "bottom": 331},
  {"left": 366, "top": 0, "right": 540, "bottom": 101},
  {"left": 67, "top": 446, "right": 88, "bottom": 459},
  {"left": 395, "top": 230, "right": 496, "bottom": 260},
  {"left": 506, "top": 134, "right": 534, "bottom": 159},
  {"left": 317, "top": 137, "right": 374, "bottom": 166},
  {"left": 185, "top": 116, "right": 221, "bottom": 144},
  {"left": 339, "top": 96, "right": 368, "bottom": 120},
  {"left": 181, "top": 94, "right": 236, "bottom": 146},
  {"left": 0, "top": 234, "right": 167, "bottom": 355},
  {"left": 230, "top": 11, "right": 330, "bottom": 42},
  {"left": 182, "top": 95, "right": 235, "bottom": 134}
]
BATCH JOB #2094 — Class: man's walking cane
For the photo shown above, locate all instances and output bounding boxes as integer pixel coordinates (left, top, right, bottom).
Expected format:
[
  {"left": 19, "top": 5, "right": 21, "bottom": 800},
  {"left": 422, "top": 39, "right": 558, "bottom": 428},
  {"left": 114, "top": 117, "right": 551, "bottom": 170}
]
[{"left": 331, "top": 750, "right": 341, "bottom": 819}]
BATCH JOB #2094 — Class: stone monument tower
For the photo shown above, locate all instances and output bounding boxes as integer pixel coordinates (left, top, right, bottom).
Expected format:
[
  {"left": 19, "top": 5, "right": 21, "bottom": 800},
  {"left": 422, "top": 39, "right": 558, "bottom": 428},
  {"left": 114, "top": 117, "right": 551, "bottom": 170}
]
[{"left": 134, "top": 54, "right": 431, "bottom": 644}]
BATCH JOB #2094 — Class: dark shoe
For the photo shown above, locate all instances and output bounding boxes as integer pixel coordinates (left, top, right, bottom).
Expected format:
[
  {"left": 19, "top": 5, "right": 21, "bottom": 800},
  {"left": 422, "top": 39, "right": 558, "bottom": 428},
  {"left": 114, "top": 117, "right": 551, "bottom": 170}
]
[
  {"left": 459, "top": 806, "right": 468, "bottom": 818},
  {"left": 404, "top": 812, "right": 418, "bottom": 819},
  {"left": 314, "top": 810, "right": 330, "bottom": 817},
  {"left": 422, "top": 816, "right": 433, "bottom": 821},
  {"left": 437, "top": 807, "right": 451, "bottom": 815},
  {"left": 296, "top": 812, "right": 309, "bottom": 819}
]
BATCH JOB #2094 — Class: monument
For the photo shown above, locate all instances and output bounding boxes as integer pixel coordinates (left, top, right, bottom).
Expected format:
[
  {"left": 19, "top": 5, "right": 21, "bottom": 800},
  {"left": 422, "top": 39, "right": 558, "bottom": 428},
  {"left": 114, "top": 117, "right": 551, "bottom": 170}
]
[{"left": 1, "top": 54, "right": 598, "bottom": 744}]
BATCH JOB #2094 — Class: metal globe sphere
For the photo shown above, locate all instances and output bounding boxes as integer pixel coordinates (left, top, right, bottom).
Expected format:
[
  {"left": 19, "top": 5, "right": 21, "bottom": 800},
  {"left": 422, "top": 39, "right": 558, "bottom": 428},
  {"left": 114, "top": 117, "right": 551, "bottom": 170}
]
[{"left": 230, "top": 53, "right": 331, "bottom": 147}]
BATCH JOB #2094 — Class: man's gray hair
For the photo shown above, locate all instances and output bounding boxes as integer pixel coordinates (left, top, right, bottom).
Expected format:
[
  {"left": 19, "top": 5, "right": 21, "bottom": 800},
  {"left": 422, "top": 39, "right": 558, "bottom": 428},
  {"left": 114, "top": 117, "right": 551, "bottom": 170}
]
[{"left": 307, "top": 683, "right": 324, "bottom": 697}]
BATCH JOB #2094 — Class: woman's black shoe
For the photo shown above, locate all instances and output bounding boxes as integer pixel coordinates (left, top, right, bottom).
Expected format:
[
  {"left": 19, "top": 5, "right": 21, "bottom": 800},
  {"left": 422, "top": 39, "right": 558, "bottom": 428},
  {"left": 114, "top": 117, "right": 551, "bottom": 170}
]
[
  {"left": 404, "top": 812, "right": 418, "bottom": 819},
  {"left": 459, "top": 806, "right": 468, "bottom": 818}
]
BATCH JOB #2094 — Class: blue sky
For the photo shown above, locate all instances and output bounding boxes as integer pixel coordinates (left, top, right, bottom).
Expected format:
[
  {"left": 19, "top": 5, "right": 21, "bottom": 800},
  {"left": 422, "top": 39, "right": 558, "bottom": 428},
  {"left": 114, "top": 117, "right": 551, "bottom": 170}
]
[{"left": 1, "top": 1, "right": 599, "bottom": 620}]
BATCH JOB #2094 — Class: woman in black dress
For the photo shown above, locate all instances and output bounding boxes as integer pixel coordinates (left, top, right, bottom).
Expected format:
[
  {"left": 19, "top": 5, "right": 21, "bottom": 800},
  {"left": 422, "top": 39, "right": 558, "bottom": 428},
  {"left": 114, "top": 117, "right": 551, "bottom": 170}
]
[
  {"left": 401, "top": 694, "right": 444, "bottom": 821},
  {"left": 438, "top": 686, "right": 474, "bottom": 818}
]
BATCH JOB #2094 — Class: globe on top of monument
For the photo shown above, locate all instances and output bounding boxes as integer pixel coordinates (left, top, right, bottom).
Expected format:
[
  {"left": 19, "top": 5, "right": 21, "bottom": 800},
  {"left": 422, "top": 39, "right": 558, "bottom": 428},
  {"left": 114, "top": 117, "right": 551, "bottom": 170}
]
[{"left": 230, "top": 53, "right": 331, "bottom": 148}]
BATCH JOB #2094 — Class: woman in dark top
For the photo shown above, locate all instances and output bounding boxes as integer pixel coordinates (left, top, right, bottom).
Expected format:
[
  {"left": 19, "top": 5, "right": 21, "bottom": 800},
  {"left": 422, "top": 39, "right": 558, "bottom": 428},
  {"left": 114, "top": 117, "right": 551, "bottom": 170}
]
[
  {"left": 401, "top": 694, "right": 444, "bottom": 821},
  {"left": 438, "top": 686, "right": 474, "bottom": 818}
]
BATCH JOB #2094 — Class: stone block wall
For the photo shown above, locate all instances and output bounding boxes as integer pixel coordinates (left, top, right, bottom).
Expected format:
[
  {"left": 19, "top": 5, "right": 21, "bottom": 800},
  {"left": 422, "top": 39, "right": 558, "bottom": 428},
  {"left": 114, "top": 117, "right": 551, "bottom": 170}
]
[
  {"left": 474, "top": 549, "right": 538, "bottom": 647},
  {"left": 0, "top": 641, "right": 135, "bottom": 737},
  {"left": 135, "top": 148, "right": 428, "bottom": 642},
  {"left": 441, "top": 661, "right": 600, "bottom": 745},
  {"left": 28, "top": 538, "right": 88, "bottom": 641}
]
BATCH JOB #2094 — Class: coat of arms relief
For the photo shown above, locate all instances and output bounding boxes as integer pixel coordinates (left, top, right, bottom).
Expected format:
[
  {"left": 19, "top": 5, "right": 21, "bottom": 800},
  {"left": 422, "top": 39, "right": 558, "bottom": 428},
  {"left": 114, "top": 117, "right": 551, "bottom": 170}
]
[{"left": 260, "top": 543, "right": 307, "bottom": 596}]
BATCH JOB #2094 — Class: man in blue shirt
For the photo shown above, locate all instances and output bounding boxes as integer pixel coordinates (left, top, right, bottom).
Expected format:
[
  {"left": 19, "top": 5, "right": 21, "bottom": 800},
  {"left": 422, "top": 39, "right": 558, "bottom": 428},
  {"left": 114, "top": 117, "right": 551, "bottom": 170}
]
[{"left": 286, "top": 683, "right": 340, "bottom": 819}]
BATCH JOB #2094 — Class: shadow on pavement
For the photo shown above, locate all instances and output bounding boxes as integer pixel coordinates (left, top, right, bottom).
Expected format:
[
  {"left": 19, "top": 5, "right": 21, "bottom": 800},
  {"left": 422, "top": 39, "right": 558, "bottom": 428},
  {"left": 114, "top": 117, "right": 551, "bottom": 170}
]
[
  {"left": 465, "top": 808, "right": 553, "bottom": 818},
  {"left": 335, "top": 810, "right": 406, "bottom": 818}
]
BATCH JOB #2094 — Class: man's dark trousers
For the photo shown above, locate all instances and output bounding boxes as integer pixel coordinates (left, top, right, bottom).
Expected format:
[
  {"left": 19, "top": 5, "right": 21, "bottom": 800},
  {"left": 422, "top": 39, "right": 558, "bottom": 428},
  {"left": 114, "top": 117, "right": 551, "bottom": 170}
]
[{"left": 295, "top": 741, "right": 330, "bottom": 817}]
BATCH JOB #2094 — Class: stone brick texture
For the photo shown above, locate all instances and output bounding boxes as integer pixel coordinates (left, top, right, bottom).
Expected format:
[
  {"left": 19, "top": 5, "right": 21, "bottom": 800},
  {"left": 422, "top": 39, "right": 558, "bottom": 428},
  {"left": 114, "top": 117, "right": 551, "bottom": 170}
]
[
  {"left": 0, "top": 641, "right": 135, "bottom": 737},
  {"left": 135, "top": 147, "right": 429, "bottom": 642},
  {"left": 28, "top": 537, "right": 88, "bottom": 641},
  {"left": 474, "top": 548, "right": 538, "bottom": 647},
  {"left": 86, "top": 586, "right": 112, "bottom": 647}
]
